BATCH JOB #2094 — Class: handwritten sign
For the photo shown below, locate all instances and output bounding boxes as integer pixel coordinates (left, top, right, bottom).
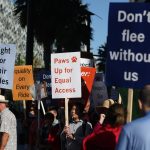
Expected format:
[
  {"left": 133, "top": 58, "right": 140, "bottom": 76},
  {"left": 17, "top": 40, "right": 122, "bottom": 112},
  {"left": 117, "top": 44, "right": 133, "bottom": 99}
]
[
  {"left": 13, "top": 65, "right": 34, "bottom": 100},
  {"left": 0, "top": 44, "right": 16, "bottom": 89},
  {"left": 51, "top": 52, "right": 81, "bottom": 98}
]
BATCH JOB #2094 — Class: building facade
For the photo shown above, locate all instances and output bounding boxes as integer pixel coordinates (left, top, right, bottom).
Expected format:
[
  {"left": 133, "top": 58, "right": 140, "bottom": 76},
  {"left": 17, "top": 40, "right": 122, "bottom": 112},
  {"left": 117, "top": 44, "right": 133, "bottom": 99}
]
[{"left": 0, "top": 0, "right": 44, "bottom": 67}]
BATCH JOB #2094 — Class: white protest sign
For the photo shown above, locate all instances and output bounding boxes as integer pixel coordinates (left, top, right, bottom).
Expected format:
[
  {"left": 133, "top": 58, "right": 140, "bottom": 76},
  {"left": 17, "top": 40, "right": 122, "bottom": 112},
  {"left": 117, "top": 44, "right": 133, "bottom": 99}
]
[
  {"left": 0, "top": 44, "right": 16, "bottom": 89},
  {"left": 51, "top": 52, "right": 81, "bottom": 98},
  {"left": 80, "top": 58, "right": 94, "bottom": 67}
]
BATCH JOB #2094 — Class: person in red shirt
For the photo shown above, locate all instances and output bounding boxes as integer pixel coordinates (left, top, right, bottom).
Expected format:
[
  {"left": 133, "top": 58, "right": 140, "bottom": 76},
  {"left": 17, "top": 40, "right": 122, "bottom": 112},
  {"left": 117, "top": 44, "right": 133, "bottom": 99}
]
[{"left": 83, "top": 103, "right": 125, "bottom": 150}]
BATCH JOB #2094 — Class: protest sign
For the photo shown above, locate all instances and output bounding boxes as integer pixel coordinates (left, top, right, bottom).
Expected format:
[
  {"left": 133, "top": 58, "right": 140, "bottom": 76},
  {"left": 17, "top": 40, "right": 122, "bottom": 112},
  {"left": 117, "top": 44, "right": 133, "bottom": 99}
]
[
  {"left": 80, "top": 51, "right": 93, "bottom": 66},
  {"left": 80, "top": 58, "right": 94, "bottom": 67},
  {"left": 81, "top": 67, "right": 96, "bottom": 112},
  {"left": 13, "top": 65, "right": 34, "bottom": 100},
  {"left": 106, "top": 3, "right": 150, "bottom": 88},
  {"left": 0, "top": 44, "right": 16, "bottom": 89},
  {"left": 34, "top": 68, "right": 51, "bottom": 97},
  {"left": 81, "top": 67, "right": 96, "bottom": 94},
  {"left": 91, "top": 73, "right": 108, "bottom": 107},
  {"left": 51, "top": 52, "right": 81, "bottom": 98}
]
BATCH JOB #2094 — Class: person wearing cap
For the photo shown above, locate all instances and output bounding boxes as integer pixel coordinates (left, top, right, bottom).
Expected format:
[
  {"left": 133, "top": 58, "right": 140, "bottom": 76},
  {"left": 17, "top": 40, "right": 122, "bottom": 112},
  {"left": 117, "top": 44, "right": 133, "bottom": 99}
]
[{"left": 0, "top": 95, "right": 17, "bottom": 150}]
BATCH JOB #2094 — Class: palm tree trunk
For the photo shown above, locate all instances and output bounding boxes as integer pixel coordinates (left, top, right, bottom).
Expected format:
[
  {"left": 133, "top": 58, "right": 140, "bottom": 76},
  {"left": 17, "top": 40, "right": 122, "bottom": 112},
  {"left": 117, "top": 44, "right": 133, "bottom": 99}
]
[
  {"left": 43, "top": 42, "right": 51, "bottom": 69},
  {"left": 87, "top": 14, "right": 91, "bottom": 53},
  {"left": 26, "top": 0, "right": 33, "bottom": 65},
  {"left": 57, "top": 44, "right": 62, "bottom": 53}
]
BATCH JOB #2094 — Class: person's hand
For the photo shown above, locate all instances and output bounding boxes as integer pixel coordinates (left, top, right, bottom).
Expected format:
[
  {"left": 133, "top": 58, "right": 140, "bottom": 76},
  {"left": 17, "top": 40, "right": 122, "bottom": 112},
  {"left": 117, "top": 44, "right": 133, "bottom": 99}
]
[
  {"left": 63, "top": 126, "right": 70, "bottom": 134},
  {"left": 99, "top": 113, "right": 106, "bottom": 124},
  {"left": 63, "top": 126, "right": 75, "bottom": 140},
  {"left": 66, "top": 133, "right": 74, "bottom": 140}
]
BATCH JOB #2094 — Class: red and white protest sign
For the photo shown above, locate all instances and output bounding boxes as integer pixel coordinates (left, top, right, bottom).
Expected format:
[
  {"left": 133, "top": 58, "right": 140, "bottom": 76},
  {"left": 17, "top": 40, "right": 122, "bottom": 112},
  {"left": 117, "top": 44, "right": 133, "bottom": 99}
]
[
  {"left": 81, "top": 67, "right": 96, "bottom": 95},
  {"left": 81, "top": 67, "right": 96, "bottom": 112},
  {"left": 51, "top": 52, "right": 81, "bottom": 98}
]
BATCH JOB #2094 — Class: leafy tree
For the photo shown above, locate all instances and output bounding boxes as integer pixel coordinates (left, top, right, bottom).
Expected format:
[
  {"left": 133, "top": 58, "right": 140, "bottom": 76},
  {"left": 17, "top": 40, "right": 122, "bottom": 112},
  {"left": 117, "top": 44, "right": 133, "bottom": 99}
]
[
  {"left": 97, "top": 43, "right": 107, "bottom": 72},
  {"left": 14, "top": 0, "right": 92, "bottom": 68}
]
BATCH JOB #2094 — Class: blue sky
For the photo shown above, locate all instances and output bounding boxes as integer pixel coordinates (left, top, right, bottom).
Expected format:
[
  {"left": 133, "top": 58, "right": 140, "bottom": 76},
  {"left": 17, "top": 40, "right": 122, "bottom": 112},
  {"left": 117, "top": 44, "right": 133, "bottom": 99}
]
[{"left": 83, "top": 0, "right": 128, "bottom": 54}]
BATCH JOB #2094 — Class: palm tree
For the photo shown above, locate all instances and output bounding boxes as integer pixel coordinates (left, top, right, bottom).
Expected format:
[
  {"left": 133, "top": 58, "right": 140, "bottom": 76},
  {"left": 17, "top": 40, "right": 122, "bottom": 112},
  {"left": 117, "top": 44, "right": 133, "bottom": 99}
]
[
  {"left": 14, "top": 0, "right": 93, "bottom": 69},
  {"left": 14, "top": 0, "right": 34, "bottom": 65},
  {"left": 55, "top": 1, "right": 93, "bottom": 52},
  {"left": 97, "top": 43, "right": 107, "bottom": 72}
]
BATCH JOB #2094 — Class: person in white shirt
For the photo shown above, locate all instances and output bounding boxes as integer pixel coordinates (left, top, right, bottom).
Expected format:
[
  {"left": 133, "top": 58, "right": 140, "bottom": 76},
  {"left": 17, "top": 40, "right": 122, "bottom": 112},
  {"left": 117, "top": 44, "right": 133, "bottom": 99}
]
[{"left": 0, "top": 95, "right": 17, "bottom": 150}]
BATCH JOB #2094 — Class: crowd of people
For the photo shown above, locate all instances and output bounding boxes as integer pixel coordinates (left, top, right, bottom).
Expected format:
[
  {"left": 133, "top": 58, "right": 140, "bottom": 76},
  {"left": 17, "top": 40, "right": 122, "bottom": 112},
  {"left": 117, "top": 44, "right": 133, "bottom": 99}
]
[{"left": 1, "top": 85, "right": 150, "bottom": 149}]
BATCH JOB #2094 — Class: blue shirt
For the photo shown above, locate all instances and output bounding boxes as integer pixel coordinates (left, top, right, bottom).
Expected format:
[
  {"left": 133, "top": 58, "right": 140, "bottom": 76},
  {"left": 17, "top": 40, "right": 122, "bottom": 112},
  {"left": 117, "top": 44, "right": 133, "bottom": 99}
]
[{"left": 116, "top": 112, "right": 150, "bottom": 150}]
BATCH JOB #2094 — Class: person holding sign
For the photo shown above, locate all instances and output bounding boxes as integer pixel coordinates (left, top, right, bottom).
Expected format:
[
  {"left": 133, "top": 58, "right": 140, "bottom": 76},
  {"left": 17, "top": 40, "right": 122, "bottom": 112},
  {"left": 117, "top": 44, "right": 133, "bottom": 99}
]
[
  {"left": 60, "top": 103, "right": 92, "bottom": 150},
  {"left": 0, "top": 95, "right": 17, "bottom": 150},
  {"left": 116, "top": 85, "right": 150, "bottom": 150}
]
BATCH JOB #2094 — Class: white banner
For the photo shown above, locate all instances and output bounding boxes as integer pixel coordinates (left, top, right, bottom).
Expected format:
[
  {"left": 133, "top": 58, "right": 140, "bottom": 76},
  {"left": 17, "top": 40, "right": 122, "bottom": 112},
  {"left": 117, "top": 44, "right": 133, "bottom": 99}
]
[
  {"left": 51, "top": 52, "right": 81, "bottom": 98},
  {"left": 0, "top": 44, "right": 16, "bottom": 89}
]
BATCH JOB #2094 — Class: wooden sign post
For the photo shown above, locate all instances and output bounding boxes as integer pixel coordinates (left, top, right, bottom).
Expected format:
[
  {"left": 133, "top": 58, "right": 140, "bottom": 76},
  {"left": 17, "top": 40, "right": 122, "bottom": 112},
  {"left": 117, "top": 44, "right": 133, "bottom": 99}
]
[
  {"left": 40, "top": 101, "right": 46, "bottom": 115},
  {"left": 127, "top": 88, "right": 133, "bottom": 123},
  {"left": 23, "top": 100, "right": 27, "bottom": 120},
  {"left": 65, "top": 98, "right": 69, "bottom": 126}
]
